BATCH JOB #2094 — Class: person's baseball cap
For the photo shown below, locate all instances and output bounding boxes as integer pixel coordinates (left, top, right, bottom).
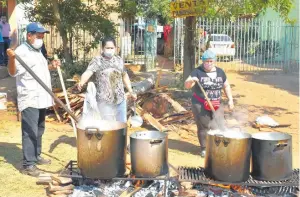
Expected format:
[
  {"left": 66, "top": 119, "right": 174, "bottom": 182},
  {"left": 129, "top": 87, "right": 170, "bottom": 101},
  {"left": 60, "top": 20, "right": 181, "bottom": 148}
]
[{"left": 26, "top": 22, "right": 49, "bottom": 33}]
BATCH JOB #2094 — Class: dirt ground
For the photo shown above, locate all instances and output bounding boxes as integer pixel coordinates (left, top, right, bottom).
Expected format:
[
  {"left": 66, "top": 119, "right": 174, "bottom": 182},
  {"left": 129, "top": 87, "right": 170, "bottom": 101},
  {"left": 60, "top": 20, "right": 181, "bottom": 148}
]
[{"left": 0, "top": 67, "right": 299, "bottom": 197}]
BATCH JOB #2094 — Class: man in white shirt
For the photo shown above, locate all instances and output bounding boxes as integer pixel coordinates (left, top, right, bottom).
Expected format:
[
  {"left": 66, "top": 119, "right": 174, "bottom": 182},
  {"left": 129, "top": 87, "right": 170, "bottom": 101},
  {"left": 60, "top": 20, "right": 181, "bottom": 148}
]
[{"left": 7, "top": 22, "right": 61, "bottom": 177}]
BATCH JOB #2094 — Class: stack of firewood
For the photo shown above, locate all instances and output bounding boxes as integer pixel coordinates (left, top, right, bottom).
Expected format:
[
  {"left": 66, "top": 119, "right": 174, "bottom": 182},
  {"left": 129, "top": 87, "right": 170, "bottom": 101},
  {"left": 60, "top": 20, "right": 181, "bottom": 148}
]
[
  {"left": 37, "top": 174, "right": 74, "bottom": 197},
  {"left": 48, "top": 91, "right": 85, "bottom": 123}
]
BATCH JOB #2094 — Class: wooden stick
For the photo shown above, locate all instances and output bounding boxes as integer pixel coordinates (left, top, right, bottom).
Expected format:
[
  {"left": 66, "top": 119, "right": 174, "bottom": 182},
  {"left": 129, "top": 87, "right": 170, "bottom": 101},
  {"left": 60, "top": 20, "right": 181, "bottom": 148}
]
[
  {"left": 135, "top": 105, "right": 167, "bottom": 132},
  {"left": 52, "top": 105, "right": 62, "bottom": 123},
  {"left": 195, "top": 80, "right": 224, "bottom": 130},
  {"left": 57, "top": 65, "right": 77, "bottom": 138},
  {"left": 196, "top": 80, "right": 216, "bottom": 112}
]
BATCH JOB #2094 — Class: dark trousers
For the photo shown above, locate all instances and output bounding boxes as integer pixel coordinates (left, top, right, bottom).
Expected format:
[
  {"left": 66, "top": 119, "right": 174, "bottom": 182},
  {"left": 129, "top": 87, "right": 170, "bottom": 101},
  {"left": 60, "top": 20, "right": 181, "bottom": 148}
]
[
  {"left": 192, "top": 102, "right": 225, "bottom": 148},
  {"left": 21, "top": 107, "right": 46, "bottom": 166},
  {"left": 3, "top": 38, "right": 10, "bottom": 65},
  {"left": 0, "top": 42, "right": 4, "bottom": 65}
]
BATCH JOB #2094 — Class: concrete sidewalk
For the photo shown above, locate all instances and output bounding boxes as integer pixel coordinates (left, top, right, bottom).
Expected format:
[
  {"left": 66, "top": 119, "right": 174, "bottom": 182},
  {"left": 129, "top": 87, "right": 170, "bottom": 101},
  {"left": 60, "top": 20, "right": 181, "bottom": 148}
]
[{"left": 0, "top": 66, "right": 8, "bottom": 80}]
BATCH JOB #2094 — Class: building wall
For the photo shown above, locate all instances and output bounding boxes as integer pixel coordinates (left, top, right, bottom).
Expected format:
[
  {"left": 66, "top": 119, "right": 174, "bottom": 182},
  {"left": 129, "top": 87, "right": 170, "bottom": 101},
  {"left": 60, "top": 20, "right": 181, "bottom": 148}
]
[
  {"left": 5, "top": 0, "right": 17, "bottom": 36},
  {"left": 258, "top": 1, "right": 300, "bottom": 64}
]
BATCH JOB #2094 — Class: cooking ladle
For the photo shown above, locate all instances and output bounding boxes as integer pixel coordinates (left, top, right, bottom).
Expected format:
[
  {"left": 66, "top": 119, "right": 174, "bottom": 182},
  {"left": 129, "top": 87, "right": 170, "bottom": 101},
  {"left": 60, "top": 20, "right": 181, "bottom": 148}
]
[{"left": 130, "top": 101, "right": 143, "bottom": 128}]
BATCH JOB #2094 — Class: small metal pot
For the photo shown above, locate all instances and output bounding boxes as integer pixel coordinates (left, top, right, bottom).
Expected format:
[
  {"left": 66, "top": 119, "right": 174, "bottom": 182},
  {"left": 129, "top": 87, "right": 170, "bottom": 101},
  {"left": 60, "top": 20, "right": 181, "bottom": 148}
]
[
  {"left": 251, "top": 132, "right": 292, "bottom": 181},
  {"left": 205, "top": 129, "right": 252, "bottom": 182},
  {"left": 77, "top": 118, "right": 127, "bottom": 179},
  {"left": 130, "top": 130, "right": 168, "bottom": 177}
]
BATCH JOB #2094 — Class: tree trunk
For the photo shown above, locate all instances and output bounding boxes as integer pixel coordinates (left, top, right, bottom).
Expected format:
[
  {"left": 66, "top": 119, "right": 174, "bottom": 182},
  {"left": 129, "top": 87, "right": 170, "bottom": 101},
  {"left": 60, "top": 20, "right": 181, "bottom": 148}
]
[
  {"left": 183, "top": 16, "right": 196, "bottom": 81},
  {"left": 52, "top": 0, "right": 72, "bottom": 64}
]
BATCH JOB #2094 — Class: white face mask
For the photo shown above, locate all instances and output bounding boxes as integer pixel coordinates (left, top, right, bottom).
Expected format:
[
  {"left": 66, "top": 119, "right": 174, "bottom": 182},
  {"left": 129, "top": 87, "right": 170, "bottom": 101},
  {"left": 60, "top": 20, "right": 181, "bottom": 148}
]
[
  {"left": 32, "top": 38, "right": 43, "bottom": 49},
  {"left": 103, "top": 49, "right": 115, "bottom": 58}
]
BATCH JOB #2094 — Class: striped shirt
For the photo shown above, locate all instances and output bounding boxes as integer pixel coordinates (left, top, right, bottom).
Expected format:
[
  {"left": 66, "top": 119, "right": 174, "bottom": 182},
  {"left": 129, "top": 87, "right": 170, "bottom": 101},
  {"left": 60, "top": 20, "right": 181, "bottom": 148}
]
[
  {"left": 11, "top": 42, "right": 53, "bottom": 112},
  {"left": 87, "top": 55, "right": 126, "bottom": 105}
]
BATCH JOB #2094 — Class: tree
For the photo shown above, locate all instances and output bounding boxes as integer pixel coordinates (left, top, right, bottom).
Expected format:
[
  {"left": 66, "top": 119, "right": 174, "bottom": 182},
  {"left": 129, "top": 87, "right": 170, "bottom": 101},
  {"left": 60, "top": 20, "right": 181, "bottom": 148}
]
[
  {"left": 10, "top": 0, "right": 117, "bottom": 64},
  {"left": 118, "top": 0, "right": 172, "bottom": 24}
]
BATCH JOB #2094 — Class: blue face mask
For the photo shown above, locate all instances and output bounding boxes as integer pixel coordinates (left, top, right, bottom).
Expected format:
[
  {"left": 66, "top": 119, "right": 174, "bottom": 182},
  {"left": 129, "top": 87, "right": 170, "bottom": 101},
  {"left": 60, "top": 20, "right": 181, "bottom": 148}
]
[{"left": 103, "top": 49, "right": 115, "bottom": 58}]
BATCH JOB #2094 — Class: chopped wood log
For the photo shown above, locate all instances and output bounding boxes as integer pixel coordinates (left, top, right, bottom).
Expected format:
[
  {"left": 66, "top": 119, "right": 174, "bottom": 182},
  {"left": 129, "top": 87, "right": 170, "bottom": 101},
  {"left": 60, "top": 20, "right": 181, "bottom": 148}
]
[
  {"left": 52, "top": 181, "right": 60, "bottom": 186},
  {"left": 160, "top": 111, "right": 193, "bottom": 125},
  {"left": 48, "top": 183, "right": 74, "bottom": 192},
  {"left": 48, "top": 195, "right": 68, "bottom": 197},
  {"left": 51, "top": 174, "right": 72, "bottom": 185},
  {"left": 142, "top": 93, "right": 187, "bottom": 118},
  {"left": 36, "top": 173, "right": 52, "bottom": 185},
  {"left": 135, "top": 105, "right": 167, "bottom": 132},
  {"left": 52, "top": 190, "right": 73, "bottom": 195},
  {"left": 132, "top": 74, "right": 156, "bottom": 95}
]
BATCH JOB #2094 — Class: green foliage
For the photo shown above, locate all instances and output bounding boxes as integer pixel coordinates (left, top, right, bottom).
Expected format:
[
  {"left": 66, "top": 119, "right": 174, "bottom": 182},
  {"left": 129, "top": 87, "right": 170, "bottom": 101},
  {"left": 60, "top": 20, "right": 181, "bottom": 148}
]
[
  {"left": 50, "top": 60, "right": 90, "bottom": 89},
  {"left": 14, "top": 0, "right": 117, "bottom": 63},
  {"left": 203, "top": 0, "right": 294, "bottom": 23},
  {"left": 118, "top": 0, "right": 173, "bottom": 25},
  {"left": 117, "top": 0, "right": 138, "bottom": 19}
]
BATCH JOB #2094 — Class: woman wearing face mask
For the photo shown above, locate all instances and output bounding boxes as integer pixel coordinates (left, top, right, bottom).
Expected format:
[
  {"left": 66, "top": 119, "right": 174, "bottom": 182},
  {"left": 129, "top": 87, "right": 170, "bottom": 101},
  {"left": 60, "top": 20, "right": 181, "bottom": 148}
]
[
  {"left": 78, "top": 37, "right": 136, "bottom": 123},
  {"left": 184, "top": 50, "right": 234, "bottom": 157}
]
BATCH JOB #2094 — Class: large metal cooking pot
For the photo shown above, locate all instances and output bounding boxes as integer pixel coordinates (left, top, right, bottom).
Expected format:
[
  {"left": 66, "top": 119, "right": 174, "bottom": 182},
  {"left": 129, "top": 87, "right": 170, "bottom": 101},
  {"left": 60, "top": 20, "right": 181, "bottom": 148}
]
[
  {"left": 77, "top": 118, "right": 127, "bottom": 179},
  {"left": 251, "top": 132, "right": 292, "bottom": 181},
  {"left": 205, "top": 129, "right": 252, "bottom": 182},
  {"left": 130, "top": 130, "right": 168, "bottom": 177}
]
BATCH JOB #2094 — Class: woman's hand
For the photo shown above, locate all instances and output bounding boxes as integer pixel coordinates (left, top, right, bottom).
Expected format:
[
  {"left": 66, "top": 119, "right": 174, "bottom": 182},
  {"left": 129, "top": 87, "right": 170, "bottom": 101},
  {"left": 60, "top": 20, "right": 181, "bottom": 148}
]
[
  {"left": 129, "top": 92, "right": 137, "bottom": 101},
  {"left": 77, "top": 81, "right": 85, "bottom": 91},
  {"left": 184, "top": 76, "right": 199, "bottom": 89},
  {"left": 228, "top": 99, "right": 234, "bottom": 110}
]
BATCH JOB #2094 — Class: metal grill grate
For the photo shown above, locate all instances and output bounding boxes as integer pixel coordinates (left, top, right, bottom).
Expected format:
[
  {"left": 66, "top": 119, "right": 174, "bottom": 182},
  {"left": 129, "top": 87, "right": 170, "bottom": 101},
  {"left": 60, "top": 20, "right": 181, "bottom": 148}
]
[{"left": 178, "top": 167, "right": 299, "bottom": 187}]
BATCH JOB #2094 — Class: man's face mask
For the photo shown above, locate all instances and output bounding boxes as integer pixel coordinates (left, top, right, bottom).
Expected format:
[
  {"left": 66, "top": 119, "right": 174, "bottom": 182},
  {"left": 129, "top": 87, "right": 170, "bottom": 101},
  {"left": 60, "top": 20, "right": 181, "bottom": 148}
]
[{"left": 32, "top": 38, "right": 43, "bottom": 49}]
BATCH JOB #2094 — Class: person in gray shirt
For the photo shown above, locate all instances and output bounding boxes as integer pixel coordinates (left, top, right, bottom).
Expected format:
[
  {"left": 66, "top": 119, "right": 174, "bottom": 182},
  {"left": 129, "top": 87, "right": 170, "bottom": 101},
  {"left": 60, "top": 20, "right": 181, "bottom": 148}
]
[{"left": 7, "top": 22, "right": 61, "bottom": 177}]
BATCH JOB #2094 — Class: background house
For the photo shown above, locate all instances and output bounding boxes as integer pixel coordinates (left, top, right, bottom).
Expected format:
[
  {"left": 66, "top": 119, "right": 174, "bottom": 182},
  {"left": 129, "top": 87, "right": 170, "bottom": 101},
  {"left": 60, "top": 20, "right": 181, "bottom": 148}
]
[{"left": 257, "top": 0, "right": 299, "bottom": 67}]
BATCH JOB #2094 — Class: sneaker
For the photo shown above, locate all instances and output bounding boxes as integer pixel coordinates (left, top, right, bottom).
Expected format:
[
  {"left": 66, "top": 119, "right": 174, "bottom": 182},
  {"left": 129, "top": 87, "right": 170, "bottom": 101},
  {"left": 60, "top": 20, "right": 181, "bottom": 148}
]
[
  {"left": 21, "top": 165, "right": 41, "bottom": 177},
  {"left": 36, "top": 156, "right": 51, "bottom": 165}
]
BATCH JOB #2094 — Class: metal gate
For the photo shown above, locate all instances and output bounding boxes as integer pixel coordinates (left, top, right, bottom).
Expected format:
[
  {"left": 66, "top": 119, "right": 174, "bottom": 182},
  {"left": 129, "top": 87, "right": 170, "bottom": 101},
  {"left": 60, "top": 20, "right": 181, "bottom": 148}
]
[{"left": 174, "top": 17, "right": 300, "bottom": 73}]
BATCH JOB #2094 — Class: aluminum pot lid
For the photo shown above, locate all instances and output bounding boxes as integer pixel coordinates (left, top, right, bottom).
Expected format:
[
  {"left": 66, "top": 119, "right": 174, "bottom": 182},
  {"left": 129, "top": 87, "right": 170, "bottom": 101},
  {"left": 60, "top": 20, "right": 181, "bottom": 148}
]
[
  {"left": 252, "top": 132, "right": 291, "bottom": 141},
  {"left": 77, "top": 116, "right": 127, "bottom": 131},
  {"left": 207, "top": 129, "right": 251, "bottom": 139},
  {"left": 130, "top": 130, "right": 167, "bottom": 140}
]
